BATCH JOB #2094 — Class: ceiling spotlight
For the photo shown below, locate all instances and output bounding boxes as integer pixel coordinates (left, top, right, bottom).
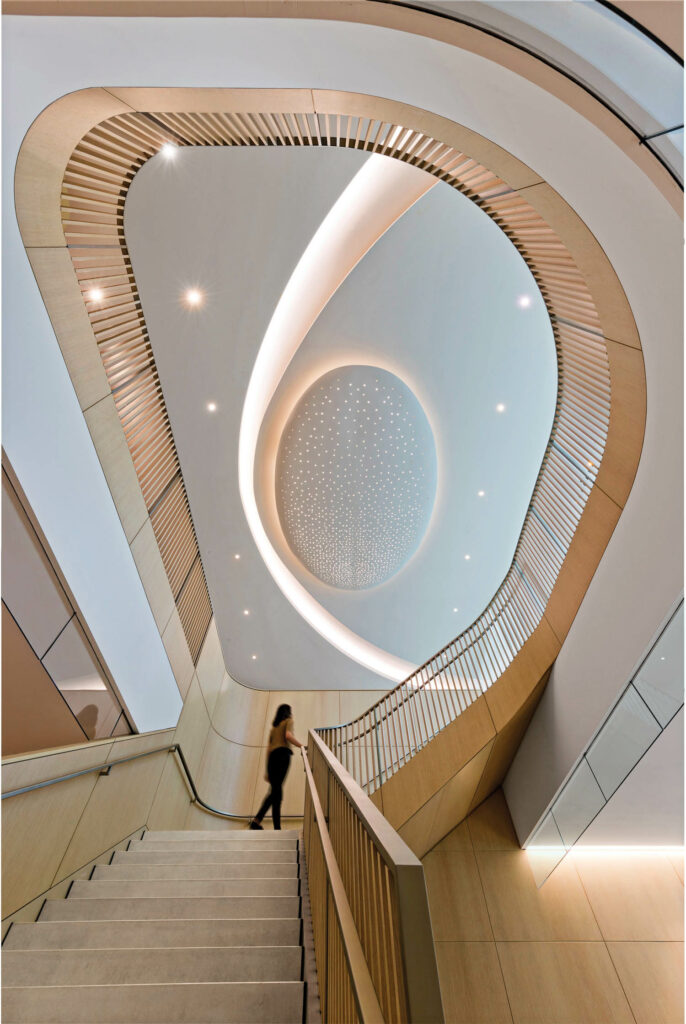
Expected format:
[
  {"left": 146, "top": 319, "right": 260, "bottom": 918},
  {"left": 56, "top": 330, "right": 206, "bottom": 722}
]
[
  {"left": 496, "top": 403, "right": 506, "bottom": 413},
  {"left": 206, "top": 401, "right": 217, "bottom": 413},
  {"left": 453, "top": 607, "right": 459, "bottom": 613},
  {"left": 517, "top": 295, "right": 532, "bottom": 309},
  {"left": 183, "top": 288, "right": 203, "bottom": 308},
  {"left": 87, "top": 287, "right": 104, "bottom": 303},
  {"left": 464, "top": 554, "right": 471, "bottom": 561},
  {"left": 243, "top": 609, "right": 250, "bottom": 616},
  {"left": 661, "top": 656, "right": 666, "bottom": 661},
  {"left": 234, "top": 554, "right": 240, "bottom": 560},
  {"left": 251, "top": 654, "right": 257, "bottom": 660},
  {"left": 478, "top": 490, "right": 485, "bottom": 497},
  {"left": 161, "top": 142, "right": 178, "bottom": 159}
]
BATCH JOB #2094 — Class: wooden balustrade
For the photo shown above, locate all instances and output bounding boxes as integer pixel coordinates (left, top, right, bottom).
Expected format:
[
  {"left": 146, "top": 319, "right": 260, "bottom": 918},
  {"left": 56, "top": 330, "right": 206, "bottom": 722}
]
[{"left": 302, "top": 730, "right": 444, "bottom": 1024}]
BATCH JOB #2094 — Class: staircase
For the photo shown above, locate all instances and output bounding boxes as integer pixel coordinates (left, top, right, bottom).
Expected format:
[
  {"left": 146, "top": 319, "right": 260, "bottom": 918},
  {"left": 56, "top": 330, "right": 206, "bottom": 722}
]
[{"left": 3, "top": 829, "right": 307, "bottom": 1023}]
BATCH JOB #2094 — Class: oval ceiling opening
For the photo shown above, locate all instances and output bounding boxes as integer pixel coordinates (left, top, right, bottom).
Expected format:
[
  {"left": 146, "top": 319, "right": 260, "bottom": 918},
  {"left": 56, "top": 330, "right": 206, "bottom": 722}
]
[{"left": 276, "top": 366, "right": 438, "bottom": 590}]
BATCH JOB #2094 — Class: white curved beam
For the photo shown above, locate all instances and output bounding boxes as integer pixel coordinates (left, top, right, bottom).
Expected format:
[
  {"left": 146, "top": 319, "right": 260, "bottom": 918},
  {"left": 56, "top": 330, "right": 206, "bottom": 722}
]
[{"left": 239, "top": 154, "right": 436, "bottom": 681}]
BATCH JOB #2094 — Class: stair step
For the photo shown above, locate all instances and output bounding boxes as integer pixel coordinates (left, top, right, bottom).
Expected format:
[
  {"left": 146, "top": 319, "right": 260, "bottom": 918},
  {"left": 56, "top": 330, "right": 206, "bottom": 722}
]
[
  {"left": 3, "top": 946, "right": 303, "bottom": 986},
  {"left": 114, "top": 849, "right": 297, "bottom": 865},
  {"left": 128, "top": 839, "right": 296, "bottom": 853},
  {"left": 69, "top": 878, "right": 299, "bottom": 899},
  {"left": 3, "top": 918, "right": 301, "bottom": 950},
  {"left": 93, "top": 862, "right": 299, "bottom": 880},
  {"left": 2, "top": 981, "right": 305, "bottom": 1022},
  {"left": 39, "top": 896, "right": 300, "bottom": 922},
  {"left": 142, "top": 830, "right": 299, "bottom": 842}
]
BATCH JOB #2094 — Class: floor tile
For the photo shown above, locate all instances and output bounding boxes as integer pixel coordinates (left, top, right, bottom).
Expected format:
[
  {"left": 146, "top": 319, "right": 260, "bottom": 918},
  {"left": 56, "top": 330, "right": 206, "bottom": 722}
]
[
  {"left": 423, "top": 850, "right": 493, "bottom": 941},
  {"left": 497, "top": 941, "right": 634, "bottom": 1024},
  {"left": 478, "top": 852, "right": 601, "bottom": 940},
  {"left": 574, "top": 854, "right": 684, "bottom": 940},
  {"left": 468, "top": 789, "right": 519, "bottom": 851},
  {"left": 607, "top": 941, "right": 684, "bottom": 1024},
  {"left": 435, "top": 942, "right": 512, "bottom": 1024}
]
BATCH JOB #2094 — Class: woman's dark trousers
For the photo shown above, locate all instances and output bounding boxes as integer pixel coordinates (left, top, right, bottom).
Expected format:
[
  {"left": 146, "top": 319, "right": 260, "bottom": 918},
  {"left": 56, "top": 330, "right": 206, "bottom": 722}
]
[{"left": 255, "top": 748, "right": 291, "bottom": 830}]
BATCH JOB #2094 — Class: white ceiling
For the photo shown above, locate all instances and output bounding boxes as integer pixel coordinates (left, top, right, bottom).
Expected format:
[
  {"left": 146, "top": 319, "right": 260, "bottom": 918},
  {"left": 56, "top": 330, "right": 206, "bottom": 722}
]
[{"left": 126, "top": 144, "right": 555, "bottom": 687}]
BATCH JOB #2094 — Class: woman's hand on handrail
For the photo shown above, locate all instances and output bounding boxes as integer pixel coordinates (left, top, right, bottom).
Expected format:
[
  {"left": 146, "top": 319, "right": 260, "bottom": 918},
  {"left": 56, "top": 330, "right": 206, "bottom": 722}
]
[{"left": 287, "top": 730, "right": 304, "bottom": 749}]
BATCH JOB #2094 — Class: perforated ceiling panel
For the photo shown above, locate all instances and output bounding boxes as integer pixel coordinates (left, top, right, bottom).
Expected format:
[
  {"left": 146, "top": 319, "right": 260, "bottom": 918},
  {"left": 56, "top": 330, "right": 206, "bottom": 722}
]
[{"left": 276, "top": 366, "right": 437, "bottom": 589}]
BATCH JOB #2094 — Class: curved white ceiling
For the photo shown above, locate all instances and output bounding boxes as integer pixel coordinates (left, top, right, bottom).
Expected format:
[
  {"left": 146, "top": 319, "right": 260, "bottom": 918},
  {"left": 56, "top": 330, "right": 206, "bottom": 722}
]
[{"left": 276, "top": 365, "right": 438, "bottom": 590}]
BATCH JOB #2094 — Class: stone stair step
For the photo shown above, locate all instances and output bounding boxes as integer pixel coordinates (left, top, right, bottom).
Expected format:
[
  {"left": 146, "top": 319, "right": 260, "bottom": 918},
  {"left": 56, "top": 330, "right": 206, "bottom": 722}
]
[
  {"left": 114, "top": 848, "right": 297, "bottom": 864},
  {"left": 142, "top": 830, "right": 299, "bottom": 842},
  {"left": 2, "top": 981, "right": 305, "bottom": 1022},
  {"left": 93, "top": 862, "right": 299, "bottom": 880},
  {"left": 39, "top": 896, "right": 300, "bottom": 922},
  {"left": 3, "top": 918, "right": 301, "bottom": 950},
  {"left": 128, "top": 839, "right": 296, "bottom": 853},
  {"left": 2, "top": 946, "right": 303, "bottom": 986},
  {"left": 68, "top": 878, "right": 299, "bottom": 899}
]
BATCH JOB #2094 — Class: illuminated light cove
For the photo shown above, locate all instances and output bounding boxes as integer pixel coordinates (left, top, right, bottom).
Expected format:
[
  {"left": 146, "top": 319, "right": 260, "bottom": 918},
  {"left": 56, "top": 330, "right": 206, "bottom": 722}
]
[{"left": 276, "top": 366, "right": 437, "bottom": 590}]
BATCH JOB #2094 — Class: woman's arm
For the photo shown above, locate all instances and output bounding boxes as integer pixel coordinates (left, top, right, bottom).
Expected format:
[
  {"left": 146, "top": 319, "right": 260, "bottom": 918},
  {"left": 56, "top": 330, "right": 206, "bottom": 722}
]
[{"left": 285, "top": 730, "right": 304, "bottom": 749}]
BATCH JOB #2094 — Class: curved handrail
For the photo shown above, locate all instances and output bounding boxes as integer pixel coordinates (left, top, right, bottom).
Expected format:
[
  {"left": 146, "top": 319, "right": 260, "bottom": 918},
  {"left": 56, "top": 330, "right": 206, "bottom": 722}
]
[{"left": 1, "top": 743, "right": 300, "bottom": 820}]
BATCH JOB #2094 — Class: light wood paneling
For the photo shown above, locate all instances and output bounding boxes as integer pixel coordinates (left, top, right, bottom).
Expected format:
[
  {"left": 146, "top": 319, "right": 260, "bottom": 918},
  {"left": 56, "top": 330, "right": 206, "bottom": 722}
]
[
  {"left": 211, "top": 674, "right": 269, "bottom": 748},
  {"left": 25, "top": 248, "right": 111, "bottom": 411},
  {"left": 1, "top": 604, "right": 86, "bottom": 757},
  {"left": 497, "top": 941, "right": 634, "bottom": 1024},
  {"left": 423, "top": 850, "right": 493, "bottom": 942},
  {"left": 83, "top": 395, "right": 148, "bottom": 543},
  {"left": 195, "top": 730, "right": 262, "bottom": 818},
  {"left": 161, "top": 607, "right": 195, "bottom": 700},
  {"left": 574, "top": 854, "right": 684, "bottom": 940},
  {"left": 478, "top": 853, "right": 601, "bottom": 941},
  {"left": 2, "top": 773, "right": 99, "bottom": 917},
  {"left": 432, "top": 820, "right": 472, "bottom": 854},
  {"left": 424, "top": 742, "right": 495, "bottom": 854},
  {"left": 173, "top": 675, "right": 211, "bottom": 777},
  {"left": 194, "top": 620, "right": 224, "bottom": 719},
  {"left": 129, "top": 518, "right": 176, "bottom": 634},
  {"left": 146, "top": 755, "right": 193, "bottom": 832},
  {"left": 398, "top": 787, "right": 442, "bottom": 861},
  {"left": 467, "top": 789, "right": 519, "bottom": 852},
  {"left": 55, "top": 750, "right": 168, "bottom": 878},
  {"left": 607, "top": 941, "right": 684, "bottom": 1024},
  {"left": 435, "top": 942, "right": 513, "bottom": 1024}
]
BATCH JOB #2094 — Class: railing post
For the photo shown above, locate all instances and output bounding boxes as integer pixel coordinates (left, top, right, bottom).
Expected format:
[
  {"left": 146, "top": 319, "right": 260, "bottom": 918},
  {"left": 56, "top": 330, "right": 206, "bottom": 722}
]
[{"left": 373, "top": 706, "right": 383, "bottom": 788}]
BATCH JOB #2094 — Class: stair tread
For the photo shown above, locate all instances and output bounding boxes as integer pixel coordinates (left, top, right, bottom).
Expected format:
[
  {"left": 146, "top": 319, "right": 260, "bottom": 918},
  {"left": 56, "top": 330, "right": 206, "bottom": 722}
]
[
  {"left": 93, "top": 863, "right": 299, "bottom": 880},
  {"left": 40, "top": 896, "right": 300, "bottom": 921},
  {"left": 3, "top": 981, "right": 305, "bottom": 1023},
  {"left": 143, "top": 831, "right": 299, "bottom": 841},
  {"left": 128, "top": 840, "right": 296, "bottom": 853},
  {"left": 3, "top": 919, "right": 302, "bottom": 950},
  {"left": 69, "top": 879, "right": 299, "bottom": 898},
  {"left": 115, "top": 849, "right": 297, "bottom": 863},
  {"left": 2, "top": 946, "right": 303, "bottom": 986}
]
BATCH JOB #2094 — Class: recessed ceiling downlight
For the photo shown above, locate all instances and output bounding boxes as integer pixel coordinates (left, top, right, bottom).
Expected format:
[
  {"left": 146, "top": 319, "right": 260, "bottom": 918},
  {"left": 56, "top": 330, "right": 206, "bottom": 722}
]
[{"left": 276, "top": 366, "right": 437, "bottom": 590}]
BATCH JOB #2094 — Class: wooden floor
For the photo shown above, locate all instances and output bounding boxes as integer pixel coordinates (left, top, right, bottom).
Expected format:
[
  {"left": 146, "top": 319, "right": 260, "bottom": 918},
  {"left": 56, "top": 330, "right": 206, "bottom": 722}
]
[{"left": 422, "top": 789, "right": 684, "bottom": 1024}]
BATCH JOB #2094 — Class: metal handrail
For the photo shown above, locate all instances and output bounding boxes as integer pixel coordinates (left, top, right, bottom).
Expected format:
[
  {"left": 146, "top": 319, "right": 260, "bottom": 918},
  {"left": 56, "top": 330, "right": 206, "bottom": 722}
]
[{"left": 2, "top": 743, "right": 300, "bottom": 820}]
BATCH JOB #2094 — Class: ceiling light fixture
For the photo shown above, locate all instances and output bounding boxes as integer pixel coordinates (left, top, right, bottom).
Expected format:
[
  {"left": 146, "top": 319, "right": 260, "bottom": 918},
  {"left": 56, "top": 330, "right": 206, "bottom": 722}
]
[
  {"left": 183, "top": 288, "right": 203, "bottom": 308},
  {"left": 464, "top": 554, "right": 471, "bottom": 561},
  {"left": 496, "top": 403, "right": 506, "bottom": 413},
  {"left": 234, "top": 554, "right": 240, "bottom": 560},
  {"left": 87, "top": 287, "right": 104, "bottom": 303},
  {"left": 161, "top": 142, "right": 178, "bottom": 159},
  {"left": 243, "top": 609, "right": 250, "bottom": 616},
  {"left": 453, "top": 607, "right": 459, "bottom": 613},
  {"left": 517, "top": 295, "right": 532, "bottom": 308},
  {"left": 206, "top": 401, "right": 217, "bottom": 413},
  {"left": 251, "top": 654, "right": 257, "bottom": 660},
  {"left": 478, "top": 490, "right": 485, "bottom": 497}
]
